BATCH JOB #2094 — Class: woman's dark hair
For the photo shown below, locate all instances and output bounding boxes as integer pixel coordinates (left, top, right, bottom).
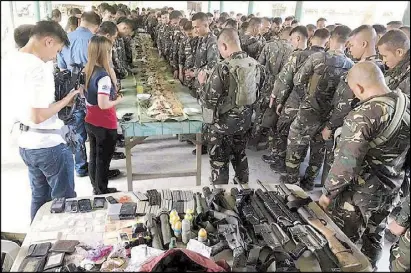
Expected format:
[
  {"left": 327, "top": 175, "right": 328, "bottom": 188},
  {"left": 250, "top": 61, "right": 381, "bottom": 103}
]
[
  {"left": 69, "top": 8, "right": 82, "bottom": 16},
  {"left": 65, "top": 16, "right": 79, "bottom": 32},
  {"left": 52, "top": 9, "right": 61, "bottom": 19}
]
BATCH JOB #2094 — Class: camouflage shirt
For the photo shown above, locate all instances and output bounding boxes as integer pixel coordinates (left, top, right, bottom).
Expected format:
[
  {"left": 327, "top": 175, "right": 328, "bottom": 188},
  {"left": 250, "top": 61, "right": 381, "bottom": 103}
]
[
  {"left": 263, "top": 31, "right": 279, "bottom": 42},
  {"left": 200, "top": 51, "right": 268, "bottom": 135},
  {"left": 240, "top": 33, "right": 266, "bottom": 60},
  {"left": 156, "top": 23, "right": 167, "bottom": 55},
  {"left": 164, "top": 24, "right": 179, "bottom": 63},
  {"left": 184, "top": 36, "right": 200, "bottom": 70},
  {"left": 273, "top": 45, "right": 325, "bottom": 105},
  {"left": 112, "top": 37, "right": 128, "bottom": 79},
  {"left": 324, "top": 91, "right": 410, "bottom": 199},
  {"left": 394, "top": 193, "right": 410, "bottom": 228},
  {"left": 385, "top": 50, "right": 410, "bottom": 96},
  {"left": 193, "top": 32, "right": 218, "bottom": 73},
  {"left": 258, "top": 39, "right": 293, "bottom": 94},
  {"left": 326, "top": 55, "right": 385, "bottom": 131},
  {"left": 294, "top": 50, "right": 354, "bottom": 115},
  {"left": 123, "top": 36, "right": 133, "bottom": 67},
  {"left": 170, "top": 27, "right": 186, "bottom": 70}
]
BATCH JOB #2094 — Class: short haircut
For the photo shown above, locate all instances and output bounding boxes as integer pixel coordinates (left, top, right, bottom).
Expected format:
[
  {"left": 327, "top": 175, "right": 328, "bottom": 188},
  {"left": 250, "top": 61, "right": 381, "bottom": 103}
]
[
  {"left": 350, "top": 25, "right": 374, "bottom": 37},
  {"left": 97, "top": 21, "right": 118, "bottom": 36},
  {"left": 117, "top": 9, "right": 126, "bottom": 16},
  {"left": 313, "top": 28, "right": 330, "bottom": 40},
  {"left": 70, "top": 8, "right": 82, "bottom": 16},
  {"left": 372, "top": 24, "right": 387, "bottom": 35},
  {"left": 168, "top": 7, "right": 174, "bottom": 11},
  {"left": 291, "top": 19, "right": 299, "bottom": 25},
  {"left": 331, "top": 25, "right": 352, "bottom": 44},
  {"left": 281, "top": 26, "right": 293, "bottom": 36},
  {"left": 241, "top": 15, "right": 247, "bottom": 22},
  {"left": 220, "top": 12, "right": 230, "bottom": 20},
  {"left": 285, "top": 16, "right": 294, "bottom": 21},
  {"left": 290, "top": 25, "right": 308, "bottom": 38},
  {"left": 377, "top": 29, "right": 410, "bottom": 51},
  {"left": 161, "top": 10, "right": 168, "bottom": 16},
  {"left": 14, "top": 24, "right": 34, "bottom": 48},
  {"left": 183, "top": 20, "right": 193, "bottom": 31},
  {"left": 248, "top": 14, "right": 255, "bottom": 19},
  {"left": 218, "top": 16, "right": 226, "bottom": 24},
  {"left": 306, "top": 24, "right": 316, "bottom": 31},
  {"left": 317, "top": 17, "right": 327, "bottom": 23},
  {"left": 387, "top": 21, "right": 403, "bottom": 27},
  {"left": 400, "top": 26, "right": 410, "bottom": 32},
  {"left": 99, "top": 3, "right": 110, "bottom": 11},
  {"left": 273, "top": 17, "right": 282, "bottom": 25},
  {"left": 192, "top": 12, "right": 208, "bottom": 22},
  {"left": 236, "top": 13, "right": 242, "bottom": 17},
  {"left": 117, "top": 17, "right": 135, "bottom": 29},
  {"left": 223, "top": 19, "right": 238, "bottom": 29},
  {"left": 218, "top": 28, "right": 240, "bottom": 46},
  {"left": 206, "top": 12, "right": 213, "bottom": 18},
  {"left": 170, "top": 10, "right": 182, "bottom": 20},
  {"left": 52, "top": 9, "right": 61, "bottom": 18},
  {"left": 81, "top": 11, "right": 101, "bottom": 26},
  {"left": 262, "top": 17, "right": 271, "bottom": 22},
  {"left": 241, "top": 22, "right": 249, "bottom": 30},
  {"left": 102, "top": 5, "right": 116, "bottom": 15},
  {"left": 66, "top": 16, "right": 79, "bottom": 30},
  {"left": 326, "top": 25, "right": 336, "bottom": 32},
  {"left": 179, "top": 18, "right": 188, "bottom": 27},
  {"left": 31, "top": 20, "right": 69, "bottom": 47},
  {"left": 248, "top": 17, "right": 262, "bottom": 29}
]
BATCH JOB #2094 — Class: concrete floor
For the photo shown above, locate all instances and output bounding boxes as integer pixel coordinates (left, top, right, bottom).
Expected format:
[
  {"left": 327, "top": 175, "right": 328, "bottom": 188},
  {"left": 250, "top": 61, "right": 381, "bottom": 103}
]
[{"left": 1, "top": 132, "right": 392, "bottom": 271}]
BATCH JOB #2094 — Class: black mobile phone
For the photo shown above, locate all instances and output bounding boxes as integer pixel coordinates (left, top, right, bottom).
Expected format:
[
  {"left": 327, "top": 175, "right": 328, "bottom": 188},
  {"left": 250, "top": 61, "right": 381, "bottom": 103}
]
[
  {"left": 106, "top": 196, "right": 118, "bottom": 204},
  {"left": 78, "top": 199, "right": 92, "bottom": 213},
  {"left": 50, "top": 198, "right": 66, "bottom": 213},
  {"left": 65, "top": 200, "right": 78, "bottom": 213},
  {"left": 93, "top": 197, "right": 106, "bottom": 209}
]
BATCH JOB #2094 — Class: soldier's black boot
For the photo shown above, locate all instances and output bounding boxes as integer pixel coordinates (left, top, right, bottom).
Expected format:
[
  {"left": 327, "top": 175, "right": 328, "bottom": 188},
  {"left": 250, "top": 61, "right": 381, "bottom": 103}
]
[
  {"left": 270, "top": 157, "right": 286, "bottom": 173},
  {"left": 262, "top": 154, "right": 277, "bottom": 164},
  {"left": 300, "top": 176, "right": 315, "bottom": 191},
  {"left": 279, "top": 174, "right": 299, "bottom": 185}
]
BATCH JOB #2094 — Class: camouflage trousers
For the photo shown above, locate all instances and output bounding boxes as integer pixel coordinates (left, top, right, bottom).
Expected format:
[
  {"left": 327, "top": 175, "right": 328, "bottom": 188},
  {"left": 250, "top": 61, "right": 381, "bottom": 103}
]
[
  {"left": 249, "top": 98, "right": 271, "bottom": 148},
  {"left": 285, "top": 104, "right": 326, "bottom": 183},
  {"left": 272, "top": 103, "right": 325, "bottom": 183},
  {"left": 205, "top": 128, "right": 249, "bottom": 184},
  {"left": 329, "top": 186, "right": 397, "bottom": 268},
  {"left": 390, "top": 228, "right": 410, "bottom": 272}
]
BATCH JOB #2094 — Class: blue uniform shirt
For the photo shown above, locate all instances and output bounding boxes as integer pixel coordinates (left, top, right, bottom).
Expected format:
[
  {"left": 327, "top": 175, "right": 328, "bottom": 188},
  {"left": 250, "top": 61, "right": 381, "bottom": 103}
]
[{"left": 57, "top": 27, "right": 94, "bottom": 71}]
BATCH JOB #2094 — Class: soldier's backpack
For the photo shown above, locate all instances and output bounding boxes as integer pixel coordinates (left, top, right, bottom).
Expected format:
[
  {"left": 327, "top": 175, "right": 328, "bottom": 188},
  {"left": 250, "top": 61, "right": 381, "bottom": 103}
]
[
  {"left": 307, "top": 52, "right": 353, "bottom": 111},
  {"left": 219, "top": 57, "right": 261, "bottom": 114}
]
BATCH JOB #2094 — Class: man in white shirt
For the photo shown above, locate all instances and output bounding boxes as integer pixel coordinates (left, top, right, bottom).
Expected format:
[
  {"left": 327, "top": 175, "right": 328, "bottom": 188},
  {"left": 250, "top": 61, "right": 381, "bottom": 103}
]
[{"left": 4, "top": 21, "right": 81, "bottom": 221}]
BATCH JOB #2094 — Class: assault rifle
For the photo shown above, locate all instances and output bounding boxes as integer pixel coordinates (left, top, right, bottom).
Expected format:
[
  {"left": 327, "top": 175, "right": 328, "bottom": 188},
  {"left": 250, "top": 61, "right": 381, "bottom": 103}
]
[
  {"left": 256, "top": 180, "right": 342, "bottom": 272},
  {"left": 276, "top": 182, "right": 362, "bottom": 272},
  {"left": 203, "top": 182, "right": 236, "bottom": 213}
]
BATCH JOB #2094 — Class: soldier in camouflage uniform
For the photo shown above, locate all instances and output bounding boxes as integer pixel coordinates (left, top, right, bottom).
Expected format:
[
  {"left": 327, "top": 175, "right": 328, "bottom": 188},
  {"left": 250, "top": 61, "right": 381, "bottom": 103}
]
[
  {"left": 248, "top": 26, "right": 293, "bottom": 150},
  {"left": 156, "top": 11, "right": 169, "bottom": 58},
  {"left": 320, "top": 25, "right": 385, "bottom": 188},
  {"left": 185, "top": 12, "right": 219, "bottom": 155},
  {"left": 239, "top": 17, "right": 266, "bottom": 60},
  {"left": 147, "top": 11, "right": 158, "bottom": 43},
  {"left": 112, "top": 19, "right": 134, "bottom": 79},
  {"left": 279, "top": 26, "right": 354, "bottom": 185},
  {"left": 389, "top": 193, "right": 410, "bottom": 272},
  {"left": 265, "top": 28, "right": 330, "bottom": 181},
  {"left": 178, "top": 21, "right": 194, "bottom": 84},
  {"left": 377, "top": 30, "right": 410, "bottom": 97},
  {"left": 263, "top": 17, "right": 283, "bottom": 42},
  {"left": 319, "top": 62, "right": 410, "bottom": 270},
  {"left": 198, "top": 28, "right": 268, "bottom": 184},
  {"left": 163, "top": 10, "right": 183, "bottom": 65}
]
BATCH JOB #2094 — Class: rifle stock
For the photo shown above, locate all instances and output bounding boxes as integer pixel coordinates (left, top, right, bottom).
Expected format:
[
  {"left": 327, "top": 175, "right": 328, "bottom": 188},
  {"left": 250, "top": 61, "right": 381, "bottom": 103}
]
[{"left": 279, "top": 183, "right": 362, "bottom": 272}]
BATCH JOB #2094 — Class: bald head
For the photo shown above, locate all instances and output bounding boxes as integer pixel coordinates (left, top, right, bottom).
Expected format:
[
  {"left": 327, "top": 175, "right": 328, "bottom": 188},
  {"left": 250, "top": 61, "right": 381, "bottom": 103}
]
[
  {"left": 217, "top": 28, "right": 241, "bottom": 59},
  {"left": 347, "top": 61, "right": 388, "bottom": 100}
]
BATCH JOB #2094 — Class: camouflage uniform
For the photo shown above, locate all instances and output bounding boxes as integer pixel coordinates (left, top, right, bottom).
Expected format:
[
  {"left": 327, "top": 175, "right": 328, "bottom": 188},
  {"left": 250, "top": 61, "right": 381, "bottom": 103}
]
[
  {"left": 321, "top": 56, "right": 385, "bottom": 185},
  {"left": 163, "top": 24, "right": 178, "bottom": 63},
  {"left": 212, "top": 27, "right": 221, "bottom": 37},
  {"left": 156, "top": 23, "right": 167, "bottom": 57},
  {"left": 284, "top": 50, "right": 353, "bottom": 184},
  {"left": 263, "top": 31, "right": 279, "bottom": 42},
  {"left": 183, "top": 36, "right": 200, "bottom": 91},
  {"left": 147, "top": 17, "right": 158, "bottom": 43},
  {"left": 270, "top": 46, "right": 326, "bottom": 180},
  {"left": 323, "top": 91, "right": 410, "bottom": 268},
  {"left": 390, "top": 194, "right": 410, "bottom": 272},
  {"left": 123, "top": 36, "right": 133, "bottom": 67},
  {"left": 170, "top": 26, "right": 185, "bottom": 73},
  {"left": 200, "top": 51, "right": 268, "bottom": 184},
  {"left": 239, "top": 33, "right": 266, "bottom": 60},
  {"left": 112, "top": 38, "right": 128, "bottom": 79},
  {"left": 153, "top": 22, "right": 162, "bottom": 47},
  {"left": 249, "top": 39, "right": 293, "bottom": 148},
  {"left": 385, "top": 50, "right": 410, "bottom": 97}
]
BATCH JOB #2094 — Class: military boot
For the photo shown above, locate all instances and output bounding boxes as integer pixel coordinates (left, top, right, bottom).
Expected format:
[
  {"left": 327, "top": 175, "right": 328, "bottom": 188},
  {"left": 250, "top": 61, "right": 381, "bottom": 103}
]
[
  {"left": 300, "top": 176, "right": 315, "bottom": 191},
  {"left": 270, "top": 157, "right": 286, "bottom": 173},
  {"left": 279, "top": 174, "right": 299, "bottom": 185},
  {"left": 262, "top": 154, "right": 277, "bottom": 164}
]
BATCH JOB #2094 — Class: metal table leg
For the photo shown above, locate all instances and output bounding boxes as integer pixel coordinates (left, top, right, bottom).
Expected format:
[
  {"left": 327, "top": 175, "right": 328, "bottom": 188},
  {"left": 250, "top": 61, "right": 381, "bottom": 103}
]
[
  {"left": 196, "top": 133, "right": 202, "bottom": 186},
  {"left": 125, "top": 137, "right": 147, "bottom": 192}
]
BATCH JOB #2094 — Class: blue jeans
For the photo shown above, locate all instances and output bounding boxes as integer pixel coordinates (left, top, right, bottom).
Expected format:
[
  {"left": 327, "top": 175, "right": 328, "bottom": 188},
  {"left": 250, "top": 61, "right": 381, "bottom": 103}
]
[
  {"left": 19, "top": 144, "right": 77, "bottom": 221},
  {"left": 67, "top": 109, "right": 88, "bottom": 175}
]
